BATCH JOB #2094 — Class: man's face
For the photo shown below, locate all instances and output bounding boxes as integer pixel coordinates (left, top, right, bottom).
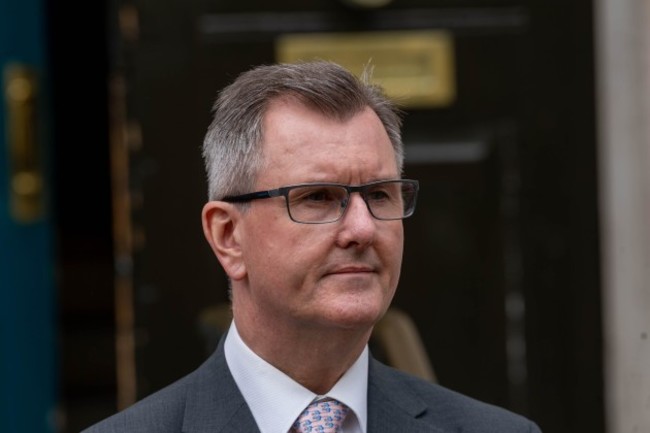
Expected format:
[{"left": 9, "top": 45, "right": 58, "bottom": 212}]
[{"left": 234, "top": 98, "right": 404, "bottom": 333}]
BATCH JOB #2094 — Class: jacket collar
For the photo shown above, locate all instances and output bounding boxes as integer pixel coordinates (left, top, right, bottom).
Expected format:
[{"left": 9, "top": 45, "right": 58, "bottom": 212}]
[
  {"left": 182, "top": 336, "right": 260, "bottom": 433},
  {"left": 367, "top": 357, "right": 447, "bottom": 433},
  {"left": 179, "top": 336, "right": 446, "bottom": 433}
]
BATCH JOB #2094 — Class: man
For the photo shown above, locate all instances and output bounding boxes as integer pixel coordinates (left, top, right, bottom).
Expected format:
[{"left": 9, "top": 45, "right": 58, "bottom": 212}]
[{"left": 85, "top": 61, "right": 541, "bottom": 432}]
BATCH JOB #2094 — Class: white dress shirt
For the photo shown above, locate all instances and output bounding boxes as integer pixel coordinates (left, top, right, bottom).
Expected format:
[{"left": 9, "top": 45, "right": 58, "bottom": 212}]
[{"left": 224, "top": 321, "right": 368, "bottom": 433}]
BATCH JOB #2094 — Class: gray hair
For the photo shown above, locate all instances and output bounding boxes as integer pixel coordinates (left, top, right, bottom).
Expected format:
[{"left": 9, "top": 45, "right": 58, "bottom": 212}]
[{"left": 202, "top": 61, "right": 404, "bottom": 200}]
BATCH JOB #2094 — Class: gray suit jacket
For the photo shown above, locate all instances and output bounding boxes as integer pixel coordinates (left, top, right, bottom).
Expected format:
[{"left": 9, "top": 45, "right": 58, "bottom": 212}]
[{"left": 83, "top": 337, "right": 541, "bottom": 433}]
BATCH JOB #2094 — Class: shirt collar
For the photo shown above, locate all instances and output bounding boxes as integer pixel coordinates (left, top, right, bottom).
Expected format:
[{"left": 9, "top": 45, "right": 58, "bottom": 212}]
[{"left": 224, "top": 321, "right": 368, "bottom": 433}]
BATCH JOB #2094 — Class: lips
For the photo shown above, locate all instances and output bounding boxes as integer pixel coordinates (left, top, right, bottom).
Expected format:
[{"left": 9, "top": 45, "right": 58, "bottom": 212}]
[{"left": 326, "top": 264, "right": 376, "bottom": 275}]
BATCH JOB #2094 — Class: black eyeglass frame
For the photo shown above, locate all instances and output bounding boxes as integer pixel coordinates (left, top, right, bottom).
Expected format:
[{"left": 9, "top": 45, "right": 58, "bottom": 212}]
[{"left": 221, "top": 179, "right": 419, "bottom": 224}]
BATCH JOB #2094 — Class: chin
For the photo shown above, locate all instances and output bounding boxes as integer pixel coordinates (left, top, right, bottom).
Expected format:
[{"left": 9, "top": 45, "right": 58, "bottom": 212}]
[
  {"left": 322, "top": 299, "right": 390, "bottom": 331},
  {"left": 310, "top": 278, "right": 396, "bottom": 329}
]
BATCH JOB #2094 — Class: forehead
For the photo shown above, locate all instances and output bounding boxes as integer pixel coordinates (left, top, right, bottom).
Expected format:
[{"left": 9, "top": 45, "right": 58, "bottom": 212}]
[{"left": 257, "top": 99, "right": 398, "bottom": 185}]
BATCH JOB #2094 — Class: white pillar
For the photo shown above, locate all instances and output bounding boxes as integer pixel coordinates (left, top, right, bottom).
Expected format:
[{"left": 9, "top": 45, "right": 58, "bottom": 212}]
[{"left": 595, "top": 0, "right": 650, "bottom": 431}]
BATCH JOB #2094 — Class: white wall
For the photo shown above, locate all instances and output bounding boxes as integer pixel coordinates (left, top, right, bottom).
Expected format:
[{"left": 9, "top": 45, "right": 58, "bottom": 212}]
[{"left": 595, "top": 0, "right": 650, "bottom": 431}]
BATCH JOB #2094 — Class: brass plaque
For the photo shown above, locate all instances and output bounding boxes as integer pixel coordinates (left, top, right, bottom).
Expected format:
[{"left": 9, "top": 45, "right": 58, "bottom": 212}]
[{"left": 276, "top": 30, "right": 455, "bottom": 108}]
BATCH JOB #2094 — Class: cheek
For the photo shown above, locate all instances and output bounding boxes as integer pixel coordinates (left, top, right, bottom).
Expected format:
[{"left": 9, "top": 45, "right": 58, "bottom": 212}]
[
  {"left": 384, "top": 221, "right": 404, "bottom": 248},
  {"left": 245, "top": 222, "right": 330, "bottom": 284},
  {"left": 384, "top": 226, "right": 404, "bottom": 284}
]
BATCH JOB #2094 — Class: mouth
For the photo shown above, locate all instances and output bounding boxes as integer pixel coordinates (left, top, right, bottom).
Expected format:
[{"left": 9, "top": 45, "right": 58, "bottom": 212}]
[{"left": 326, "top": 265, "right": 376, "bottom": 275}]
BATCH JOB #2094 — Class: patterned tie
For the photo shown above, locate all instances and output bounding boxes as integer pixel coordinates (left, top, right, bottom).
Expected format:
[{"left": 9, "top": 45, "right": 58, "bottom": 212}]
[{"left": 290, "top": 398, "right": 349, "bottom": 433}]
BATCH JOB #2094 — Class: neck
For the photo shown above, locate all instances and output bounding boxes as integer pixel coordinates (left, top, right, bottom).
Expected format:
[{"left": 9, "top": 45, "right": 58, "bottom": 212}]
[{"left": 233, "top": 301, "right": 372, "bottom": 394}]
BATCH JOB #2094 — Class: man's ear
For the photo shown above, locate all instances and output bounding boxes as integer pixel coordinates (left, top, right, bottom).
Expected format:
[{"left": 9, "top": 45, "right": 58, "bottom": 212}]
[{"left": 202, "top": 201, "right": 247, "bottom": 280}]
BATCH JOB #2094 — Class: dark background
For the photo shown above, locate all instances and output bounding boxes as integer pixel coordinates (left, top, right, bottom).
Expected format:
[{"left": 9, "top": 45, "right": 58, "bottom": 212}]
[{"left": 48, "top": 1, "right": 603, "bottom": 432}]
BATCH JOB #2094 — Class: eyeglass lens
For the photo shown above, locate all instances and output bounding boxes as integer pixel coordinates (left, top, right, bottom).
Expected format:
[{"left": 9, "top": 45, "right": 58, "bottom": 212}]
[{"left": 286, "top": 181, "right": 416, "bottom": 223}]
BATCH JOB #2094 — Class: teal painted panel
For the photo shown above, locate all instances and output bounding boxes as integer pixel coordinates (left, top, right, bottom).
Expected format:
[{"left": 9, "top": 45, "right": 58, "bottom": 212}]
[{"left": 0, "top": 0, "right": 57, "bottom": 432}]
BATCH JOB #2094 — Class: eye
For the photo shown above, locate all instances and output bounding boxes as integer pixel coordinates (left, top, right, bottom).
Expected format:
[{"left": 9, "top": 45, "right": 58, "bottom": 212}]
[
  {"left": 290, "top": 186, "right": 342, "bottom": 205},
  {"left": 304, "top": 189, "right": 333, "bottom": 202},
  {"left": 366, "top": 188, "right": 393, "bottom": 202},
  {"left": 364, "top": 182, "right": 405, "bottom": 206}
]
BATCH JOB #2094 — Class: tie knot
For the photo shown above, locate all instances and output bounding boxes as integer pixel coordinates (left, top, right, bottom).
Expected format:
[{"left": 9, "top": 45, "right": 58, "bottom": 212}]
[{"left": 291, "top": 398, "right": 349, "bottom": 433}]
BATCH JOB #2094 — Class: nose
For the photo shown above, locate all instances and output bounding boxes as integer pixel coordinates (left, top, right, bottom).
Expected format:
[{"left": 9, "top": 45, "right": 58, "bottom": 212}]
[{"left": 335, "top": 193, "right": 376, "bottom": 249}]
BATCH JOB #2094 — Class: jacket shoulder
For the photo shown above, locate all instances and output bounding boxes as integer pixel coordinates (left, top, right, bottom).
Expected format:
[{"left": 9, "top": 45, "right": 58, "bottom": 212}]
[
  {"left": 81, "top": 369, "right": 197, "bottom": 433},
  {"left": 371, "top": 360, "right": 542, "bottom": 432}
]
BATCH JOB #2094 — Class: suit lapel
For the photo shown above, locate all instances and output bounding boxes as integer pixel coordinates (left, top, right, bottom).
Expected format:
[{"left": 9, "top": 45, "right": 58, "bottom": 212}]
[
  {"left": 178, "top": 338, "right": 452, "bottom": 432},
  {"left": 367, "top": 357, "right": 447, "bottom": 433},
  {"left": 181, "top": 336, "right": 261, "bottom": 433}
]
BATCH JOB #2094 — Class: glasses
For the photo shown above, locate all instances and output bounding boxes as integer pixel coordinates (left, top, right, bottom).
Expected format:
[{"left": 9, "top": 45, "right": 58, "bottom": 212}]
[{"left": 222, "top": 179, "right": 419, "bottom": 224}]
